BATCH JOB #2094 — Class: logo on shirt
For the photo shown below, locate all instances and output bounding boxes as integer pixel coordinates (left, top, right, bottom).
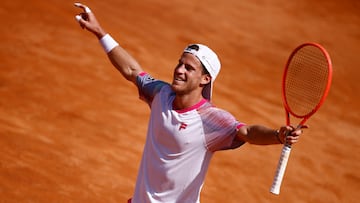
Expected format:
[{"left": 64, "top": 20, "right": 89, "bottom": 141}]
[
  {"left": 179, "top": 122, "right": 188, "bottom": 131},
  {"left": 146, "top": 75, "right": 155, "bottom": 81}
]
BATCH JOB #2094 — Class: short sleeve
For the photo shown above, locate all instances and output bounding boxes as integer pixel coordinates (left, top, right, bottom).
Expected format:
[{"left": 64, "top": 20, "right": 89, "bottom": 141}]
[
  {"left": 199, "top": 106, "right": 246, "bottom": 152},
  {"left": 136, "top": 72, "right": 168, "bottom": 106}
]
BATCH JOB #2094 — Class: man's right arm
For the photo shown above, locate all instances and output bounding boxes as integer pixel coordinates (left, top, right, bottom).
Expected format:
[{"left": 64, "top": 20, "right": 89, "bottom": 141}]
[
  {"left": 106, "top": 45, "right": 143, "bottom": 84},
  {"left": 74, "top": 3, "right": 143, "bottom": 85}
]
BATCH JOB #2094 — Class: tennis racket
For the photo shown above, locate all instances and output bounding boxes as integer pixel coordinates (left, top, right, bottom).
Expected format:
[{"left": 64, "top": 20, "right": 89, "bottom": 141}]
[{"left": 270, "top": 43, "right": 333, "bottom": 195}]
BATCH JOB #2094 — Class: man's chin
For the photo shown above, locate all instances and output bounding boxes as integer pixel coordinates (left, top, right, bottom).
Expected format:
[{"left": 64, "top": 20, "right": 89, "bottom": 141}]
[
  {"left": 171, "top": 83, "right": 178, "bottom": 91},
  {"left": 171, "top": 84, "right": 183, "bottom": 94}
]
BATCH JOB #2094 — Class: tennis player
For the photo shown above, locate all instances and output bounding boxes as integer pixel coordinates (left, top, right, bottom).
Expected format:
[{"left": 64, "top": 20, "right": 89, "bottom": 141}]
[{"left": 74, "top": 3, "right": 304, "bottom": 202}]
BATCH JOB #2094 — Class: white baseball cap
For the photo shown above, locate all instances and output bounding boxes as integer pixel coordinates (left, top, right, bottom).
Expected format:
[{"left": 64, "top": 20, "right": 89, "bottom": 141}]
[{"left": 183, "top": 44, "right": 221, "bottom": 101}]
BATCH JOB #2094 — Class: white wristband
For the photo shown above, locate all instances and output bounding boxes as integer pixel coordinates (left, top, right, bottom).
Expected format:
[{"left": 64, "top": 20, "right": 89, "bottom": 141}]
[{"left": 99, "top": 34, "right": 119, "bottom": 53}]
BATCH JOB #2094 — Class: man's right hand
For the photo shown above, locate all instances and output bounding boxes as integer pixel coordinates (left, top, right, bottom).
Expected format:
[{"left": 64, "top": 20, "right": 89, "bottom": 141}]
[{"left": 74, "top": 3, "right": 106, "bottom": 39}]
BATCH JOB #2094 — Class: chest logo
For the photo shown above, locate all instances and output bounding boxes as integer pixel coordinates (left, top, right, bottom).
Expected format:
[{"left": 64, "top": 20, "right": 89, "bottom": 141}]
[{"left": 179, "top": 122, "right": 188, "bottom": 131}]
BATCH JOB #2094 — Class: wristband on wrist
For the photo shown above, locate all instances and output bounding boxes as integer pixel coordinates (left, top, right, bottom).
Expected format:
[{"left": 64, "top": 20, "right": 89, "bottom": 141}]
[
  {"left": 275, "top": 129, "right": 283, "bottom": 144},
  {"left": 99, "top": 34, "right": 119, "bottom": 53}
]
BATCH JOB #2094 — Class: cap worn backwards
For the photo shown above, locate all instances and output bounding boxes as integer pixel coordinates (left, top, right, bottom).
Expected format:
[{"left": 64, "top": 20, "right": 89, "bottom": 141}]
[{"left": 183, "top": 44, "right": 221, "bottom": 101}]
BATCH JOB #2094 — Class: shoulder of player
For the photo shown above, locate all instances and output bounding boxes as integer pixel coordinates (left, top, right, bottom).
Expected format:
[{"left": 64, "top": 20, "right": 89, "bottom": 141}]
[{"left": 198, "top": 103, "right": 234, "bottom": 118}]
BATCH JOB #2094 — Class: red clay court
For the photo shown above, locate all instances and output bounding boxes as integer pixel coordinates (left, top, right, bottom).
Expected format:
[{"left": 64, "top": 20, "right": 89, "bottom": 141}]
[{"left": 0, "top": 0, "right": 359, "bottom": 202}]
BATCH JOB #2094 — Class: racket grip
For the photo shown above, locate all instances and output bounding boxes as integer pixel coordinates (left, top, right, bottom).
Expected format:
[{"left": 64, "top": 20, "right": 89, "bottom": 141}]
[{"left": 270, "top": 144, "right": 292, "bottom": 195}]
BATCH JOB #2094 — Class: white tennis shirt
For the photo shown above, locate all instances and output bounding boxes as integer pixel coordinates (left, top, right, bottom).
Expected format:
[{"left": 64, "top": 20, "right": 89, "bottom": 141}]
[{"left": 132, "top": 73, "right": 245, "bottom": 203}]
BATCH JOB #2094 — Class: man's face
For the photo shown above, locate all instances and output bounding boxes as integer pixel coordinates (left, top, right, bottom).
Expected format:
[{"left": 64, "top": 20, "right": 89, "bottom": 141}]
[{"left": 171, "top": 53, "right": 209, "bottom": 96}]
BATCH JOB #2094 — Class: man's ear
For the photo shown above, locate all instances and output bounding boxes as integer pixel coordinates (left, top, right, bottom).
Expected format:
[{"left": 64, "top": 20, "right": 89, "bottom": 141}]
[{"left": 200, "top": 74, "right": 211, "bottom": 86}]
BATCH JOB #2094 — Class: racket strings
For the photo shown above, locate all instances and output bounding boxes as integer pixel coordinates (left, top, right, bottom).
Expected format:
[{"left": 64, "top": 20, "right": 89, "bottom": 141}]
[{"left": 285, "top": 46, "right": 330, "bottom": 116}]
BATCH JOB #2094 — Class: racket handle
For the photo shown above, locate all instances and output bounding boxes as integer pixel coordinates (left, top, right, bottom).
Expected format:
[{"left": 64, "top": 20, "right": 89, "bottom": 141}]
[{"left": 270, "top": 144, "right": 292, "bottom": 195}]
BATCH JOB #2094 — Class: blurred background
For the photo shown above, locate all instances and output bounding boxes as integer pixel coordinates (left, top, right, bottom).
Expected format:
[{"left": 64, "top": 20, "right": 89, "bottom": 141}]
[{"left": 0, "top": 0, "right": 359, "bottom": 202}]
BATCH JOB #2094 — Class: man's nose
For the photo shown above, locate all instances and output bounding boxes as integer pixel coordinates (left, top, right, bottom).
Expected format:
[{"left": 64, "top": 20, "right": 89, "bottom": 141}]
[{"left": 175, "top": 64, "right": 185, "bottom": 73}]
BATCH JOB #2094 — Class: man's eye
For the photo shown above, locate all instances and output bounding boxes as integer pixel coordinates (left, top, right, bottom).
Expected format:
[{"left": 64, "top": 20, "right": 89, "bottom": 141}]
[{"left": 185, "top": 65, "right": 192, "bottom": 71}]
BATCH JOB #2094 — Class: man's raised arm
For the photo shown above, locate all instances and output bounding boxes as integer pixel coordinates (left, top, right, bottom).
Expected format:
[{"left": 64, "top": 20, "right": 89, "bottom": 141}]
[{"left": 74, "top": 3, "right": 142, "bottom": 84}]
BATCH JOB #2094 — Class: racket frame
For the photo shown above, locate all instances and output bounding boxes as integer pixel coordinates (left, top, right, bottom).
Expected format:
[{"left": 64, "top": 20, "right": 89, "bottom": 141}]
[{"left": 270, "top": 42, "right": 333, "bottom": 195}]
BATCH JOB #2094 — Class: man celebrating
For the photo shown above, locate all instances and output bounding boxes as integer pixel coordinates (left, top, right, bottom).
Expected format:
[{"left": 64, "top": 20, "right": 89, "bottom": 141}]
[{"left": 74, "top": 3, "right": 304, "bottom": 202}]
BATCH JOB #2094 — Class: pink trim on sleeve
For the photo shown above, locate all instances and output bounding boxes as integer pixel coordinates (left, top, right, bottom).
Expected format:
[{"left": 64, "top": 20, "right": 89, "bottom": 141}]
[
  {"left": 139, "top": 72, "right": 147, "bottom": 76},
  {"left": 236, "top": 123, "right": 246, "bottom": 130}
]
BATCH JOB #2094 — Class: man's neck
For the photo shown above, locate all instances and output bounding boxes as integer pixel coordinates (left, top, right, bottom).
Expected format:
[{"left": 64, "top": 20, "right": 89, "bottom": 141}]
[{"left": 172, "top": 94, "right": 204, "bottom": 110}]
